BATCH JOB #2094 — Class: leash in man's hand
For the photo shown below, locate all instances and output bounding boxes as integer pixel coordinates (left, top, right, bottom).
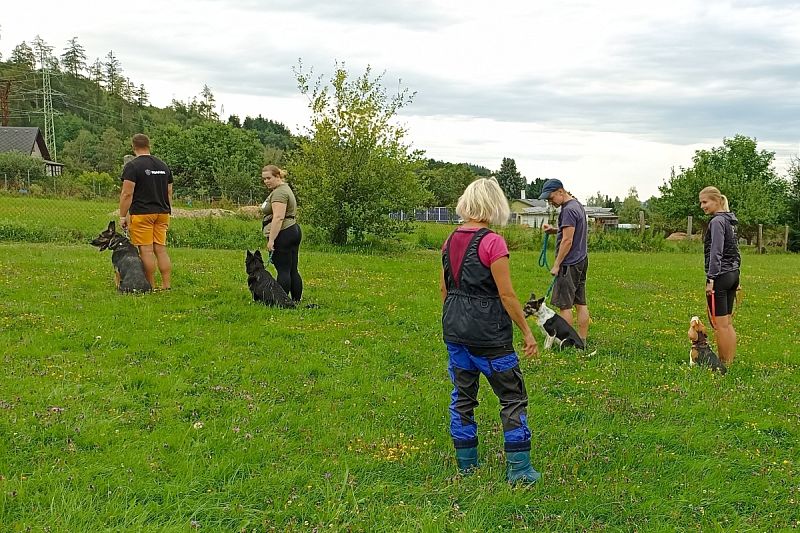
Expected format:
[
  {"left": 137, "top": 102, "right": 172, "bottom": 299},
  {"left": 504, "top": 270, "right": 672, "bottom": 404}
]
[{"left": 539, "top": 232, "right": 557, "bottom": 298}]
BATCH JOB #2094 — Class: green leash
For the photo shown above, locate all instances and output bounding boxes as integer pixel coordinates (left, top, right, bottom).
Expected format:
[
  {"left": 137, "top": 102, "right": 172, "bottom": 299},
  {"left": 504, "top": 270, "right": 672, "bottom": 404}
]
[
  {"left": 538, "top": 232, "right": 551, "bottom": 269},
  {"left": 538, "top": 232, "right": 557, "bottom": 298}
]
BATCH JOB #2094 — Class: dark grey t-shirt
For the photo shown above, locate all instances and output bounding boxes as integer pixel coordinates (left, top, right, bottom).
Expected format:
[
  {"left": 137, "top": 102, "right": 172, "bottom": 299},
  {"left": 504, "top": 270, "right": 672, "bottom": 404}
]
[{"left": 556, "top": 199, "right": 588, "bottom": 266}]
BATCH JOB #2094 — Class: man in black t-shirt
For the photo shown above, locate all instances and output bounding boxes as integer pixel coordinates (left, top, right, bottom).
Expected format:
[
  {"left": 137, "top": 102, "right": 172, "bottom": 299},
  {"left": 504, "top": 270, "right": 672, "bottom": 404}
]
[{"left": 119, "top": 134, "right": 173, "bottom": 290}]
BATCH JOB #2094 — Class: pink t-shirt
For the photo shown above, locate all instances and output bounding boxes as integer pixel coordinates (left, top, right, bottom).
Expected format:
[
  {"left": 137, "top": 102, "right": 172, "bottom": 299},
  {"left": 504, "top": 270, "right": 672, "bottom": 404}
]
[{"left": 443, "top": 228, "right": 509, "bottom": 286}]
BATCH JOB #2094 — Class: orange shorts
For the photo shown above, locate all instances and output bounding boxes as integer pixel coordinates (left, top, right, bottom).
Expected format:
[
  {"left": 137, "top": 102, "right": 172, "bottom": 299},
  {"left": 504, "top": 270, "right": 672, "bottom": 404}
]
[{"left": 129, "top": 213, "right": 170, "bottom": 246}]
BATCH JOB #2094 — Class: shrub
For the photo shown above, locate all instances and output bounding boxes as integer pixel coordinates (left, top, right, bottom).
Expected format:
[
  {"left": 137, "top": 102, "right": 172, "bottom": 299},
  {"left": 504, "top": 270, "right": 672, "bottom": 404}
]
[
  {"left": 789, "top": 227, "right": 800, "bottom": 253},
  {"left": 74, "top": 171, "right": 119, "bottom": 198},
  {"left": 589, "top": 228, "right": 666, "bottom": 252},
  {"left": 0, "top": 151, "right": 46, "bottom": 186}
]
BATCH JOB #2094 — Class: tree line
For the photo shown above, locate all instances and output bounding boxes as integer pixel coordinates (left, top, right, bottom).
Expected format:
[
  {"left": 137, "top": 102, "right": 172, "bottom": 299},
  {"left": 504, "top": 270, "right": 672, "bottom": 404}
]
[{"left": 2, "top": 34, "right": 799, "bottom": 246}]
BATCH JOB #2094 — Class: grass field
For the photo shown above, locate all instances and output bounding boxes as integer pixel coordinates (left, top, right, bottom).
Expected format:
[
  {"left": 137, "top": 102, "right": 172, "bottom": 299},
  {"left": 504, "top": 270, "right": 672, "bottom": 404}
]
[{"left": 1, "top": 240, "right": 798, "bottom": 531}]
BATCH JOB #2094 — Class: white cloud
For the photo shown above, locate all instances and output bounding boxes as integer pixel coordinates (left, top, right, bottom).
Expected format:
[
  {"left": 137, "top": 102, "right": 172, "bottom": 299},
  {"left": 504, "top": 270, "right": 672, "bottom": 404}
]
[{"left": 3, "top": 0, "right": 799, "bottom": 199}]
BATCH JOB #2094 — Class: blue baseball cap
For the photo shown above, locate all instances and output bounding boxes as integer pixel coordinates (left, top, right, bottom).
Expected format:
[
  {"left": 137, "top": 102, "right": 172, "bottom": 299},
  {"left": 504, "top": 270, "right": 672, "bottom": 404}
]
[{"left": 538, "top": 178, "right": 564, "bottom": 200}]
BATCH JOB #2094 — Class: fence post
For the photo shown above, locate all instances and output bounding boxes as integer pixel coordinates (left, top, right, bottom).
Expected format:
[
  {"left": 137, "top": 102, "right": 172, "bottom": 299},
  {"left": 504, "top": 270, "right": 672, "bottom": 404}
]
[
  {"left": 687, "top": 215, "right": 692, "bottom": 238},
  {"left": 639, "top": 210, "right": 645, "bottom": 234},
  {"left": 785, "top": 225, "right": 789, "bottom": 252},
  {"left": 757, "top": 224, "right": 764, "bottom": 253}
]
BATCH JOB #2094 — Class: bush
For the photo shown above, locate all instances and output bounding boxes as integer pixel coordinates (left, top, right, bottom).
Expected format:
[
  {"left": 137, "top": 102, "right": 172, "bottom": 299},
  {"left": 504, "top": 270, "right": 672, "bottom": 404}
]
[
  {"left": 74, "top": 171, "right": 119, "bottom": 198},
  {"left": 588, "top": 229, "right": 666, "bottom": 252},
  {"left": 789, "top": 227, "right": 800, "bottom": 253},
  {"left": 0, "top": 151, "right": 46, "bottom": 186}
]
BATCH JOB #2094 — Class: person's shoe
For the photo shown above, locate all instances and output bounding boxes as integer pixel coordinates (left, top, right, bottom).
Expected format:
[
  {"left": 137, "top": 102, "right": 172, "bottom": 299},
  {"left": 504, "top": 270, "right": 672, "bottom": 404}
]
[
  {"left": 506, "top": 451, "right": 541, "bottom": 485},
  {"left": 455, "top": 447, "right": 478, "bottom": 474}
]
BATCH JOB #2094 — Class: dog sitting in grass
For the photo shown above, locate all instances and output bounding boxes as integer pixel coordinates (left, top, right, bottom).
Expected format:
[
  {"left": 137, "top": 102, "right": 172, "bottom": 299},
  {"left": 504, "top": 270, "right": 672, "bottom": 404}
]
[
  {"left": 245, "top": 250, "right": 295, "bottom": 308},
  {"left": 90, "top": 221, "right": 151, "bottom": 293},
  {"left": 688, "top": 316, "right": 727, "bottom": 374},
  {"left": 523, "top": 292, "right": 585, "bottom": 350}
]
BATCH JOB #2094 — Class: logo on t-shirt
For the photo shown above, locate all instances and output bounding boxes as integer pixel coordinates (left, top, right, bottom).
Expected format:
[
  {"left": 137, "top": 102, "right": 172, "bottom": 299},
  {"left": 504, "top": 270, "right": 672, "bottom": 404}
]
[{"left": 144, "top": 169, "right": 166, "bottom": 176}]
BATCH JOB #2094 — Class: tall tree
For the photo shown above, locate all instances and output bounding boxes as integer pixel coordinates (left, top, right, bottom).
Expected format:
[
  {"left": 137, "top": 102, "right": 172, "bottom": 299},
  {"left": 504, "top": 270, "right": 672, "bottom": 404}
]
[
  {"left": 618, "top": 187, "right": 643, "bottom": 224},
  {"left": 651, "top": 135, "right": 788, "bottom": 240},
  {"left": 31, "top": 35, "right": 55, "bottom": 70},
  {"left": 104, "top": 51, "right": 123, "bottom": 95},
  {"left": 134, "top": 84, "right": 149, "bottom": 107},
  {"left": 199, "top": 84, "right": 218, "bottom": 120},
  {"left": 227, "top": 114, "right": 242, "bottom": 128},
  {"left": 88, "top": 58, "right": 104, "bottom": 86},
  {"left": 288, "top": 63, "right": 430, "bottom": 244},
  {"left": 242, "top": 114, "right": 294, "bottom": 149},
  {"left": 152, "top": 121, "right": 263, "bottom": 195},
  {"left": 419, "top": 161, "right": 476, "bottom": 207},
  {"left": 93, "top": 127, "right": 127, "bottom": 173},
  {"left": 10, "top": 42, "right": 36, "bottom": 70},
  {"left": 786, "top": 156, "right": 800, "bottom": 227},
  {"left": 61, "top": 129, "right": 98, "bottom": 172},
  {"left": 585, "top": 190, "right": 610, "bottom": 207},
  {"left": 525, "top": 177, "right": 547, "bottom": 201},
  {"left": 466, "top": 163, "right": 492, "bottom": 177},
  {"left": 61, "top": 37, "right": 87, "bottom": 77},
  {"left": 121, "top": 77, "right": 135, "bottom": 103},
  {"left": 495, "top": 157, "right": 525, "bottom": 200}
]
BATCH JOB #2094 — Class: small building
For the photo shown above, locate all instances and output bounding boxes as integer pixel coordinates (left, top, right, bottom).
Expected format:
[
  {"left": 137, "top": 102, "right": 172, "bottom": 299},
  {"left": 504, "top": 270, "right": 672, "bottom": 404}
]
[
  {"left": 0, "top": 126, "right": 64, "bottom": 177},
  {"left": 517, "top": 205, "right": 552, "bottom": 228},
  {"left": 510, "top": 197, "right": 548, "bottom": 214},
  {"left": 517, "top": 204, "right": 618, "bottom": 229},
  {"left": 584, "top": 206, "right": 619, "bottom": 229},
  {"left": 511, "top": 197, "right": 552, "bottom": 227}
]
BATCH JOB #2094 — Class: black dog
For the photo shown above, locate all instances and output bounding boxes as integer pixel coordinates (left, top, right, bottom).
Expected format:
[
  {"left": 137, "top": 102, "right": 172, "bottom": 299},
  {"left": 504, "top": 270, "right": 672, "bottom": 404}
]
[
  {"left": 90, "top": 221, "right": 151, "bottom": 293},
  {"left": 523, "top": 292, "right": 585, "bottom": 350},
  {"left": 245, "top": 250, "right": 295, "bottom": 308}
]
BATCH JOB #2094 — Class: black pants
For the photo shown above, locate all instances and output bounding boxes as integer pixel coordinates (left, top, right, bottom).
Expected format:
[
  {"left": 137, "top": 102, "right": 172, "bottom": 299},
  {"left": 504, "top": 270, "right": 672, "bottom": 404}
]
[
  {"left": 708, "top": 269, "right": 739, "bottom": 316},
  {"left": 272, "top": 224, "right": 303, "bottom": 301}
]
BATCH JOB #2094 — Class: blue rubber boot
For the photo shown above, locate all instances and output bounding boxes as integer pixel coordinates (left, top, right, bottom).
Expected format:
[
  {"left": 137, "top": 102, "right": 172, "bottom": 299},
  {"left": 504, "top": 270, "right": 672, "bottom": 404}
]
[
  {"left": 506, "top": 451, "right": 541, "bottom": 484},
  {"left": 455, "top": 447, "right": 478, "bottom": 474}
]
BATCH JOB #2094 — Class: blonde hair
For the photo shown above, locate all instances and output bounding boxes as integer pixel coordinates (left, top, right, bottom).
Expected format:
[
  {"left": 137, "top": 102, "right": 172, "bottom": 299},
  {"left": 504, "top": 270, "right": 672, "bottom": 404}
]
[
  {"left": 699, "top": 186, "right": 730, "bottom": 211},
  {"left": 455, "top": 177, "right": 511, "bottom": 226},
  {"left": 263, "top": 165, "right": 287, "bottom": 180}
]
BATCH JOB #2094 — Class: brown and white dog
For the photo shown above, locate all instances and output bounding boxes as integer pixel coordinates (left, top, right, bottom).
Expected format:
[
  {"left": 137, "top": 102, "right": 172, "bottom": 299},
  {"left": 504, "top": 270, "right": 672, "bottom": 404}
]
[{"left": 688, "top": 316, "right": 727, "bottom": 374}]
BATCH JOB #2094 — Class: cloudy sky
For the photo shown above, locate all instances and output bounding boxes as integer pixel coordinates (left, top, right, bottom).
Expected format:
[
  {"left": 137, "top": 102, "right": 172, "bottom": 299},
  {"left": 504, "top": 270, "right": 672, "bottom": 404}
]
[{"left": 4, "top": 0, "right": 799, "bottom": 200}]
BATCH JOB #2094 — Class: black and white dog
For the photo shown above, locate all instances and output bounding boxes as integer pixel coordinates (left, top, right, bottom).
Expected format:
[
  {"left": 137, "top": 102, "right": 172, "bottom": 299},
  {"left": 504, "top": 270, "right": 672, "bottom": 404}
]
[
  {"left": 245, "top": 250, "right": 295, "bottom": 308},
  {"left": 90, "top": 221, "right": 152, "bottom": 293},
  {"left": 523, "top": 292, "right": 586, "bottom": 350}
]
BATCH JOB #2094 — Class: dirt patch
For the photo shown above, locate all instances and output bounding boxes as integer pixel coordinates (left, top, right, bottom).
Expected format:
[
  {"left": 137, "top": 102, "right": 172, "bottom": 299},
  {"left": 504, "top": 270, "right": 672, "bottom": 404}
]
[
  {"left": 237, "top": 205, "right": 263, "bottom": 219},
  {"left": 666, "top": 232, "right": 701, "bottom": 241}
]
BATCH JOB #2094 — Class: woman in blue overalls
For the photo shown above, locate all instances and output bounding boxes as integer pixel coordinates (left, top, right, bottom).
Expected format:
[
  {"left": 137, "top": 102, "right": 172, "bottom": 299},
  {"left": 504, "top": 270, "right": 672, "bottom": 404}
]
[{"left": 440, "top": 177, "right": 541, "bottom": 484}]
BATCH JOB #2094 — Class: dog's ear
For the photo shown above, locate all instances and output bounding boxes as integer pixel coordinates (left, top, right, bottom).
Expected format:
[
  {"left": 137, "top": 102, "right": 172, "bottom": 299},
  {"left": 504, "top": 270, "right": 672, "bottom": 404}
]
[
  {"left": 246, "top": 250, "right": 252, "bottom": 258},
  {"left": 255, "top": 250, "right": 262, "bottom": 259},
  {"left": 529, "top": 292, "right": 537, "bottom": 300},
  {"left": 536, "top": 297, "right": 545, "bottom": 306}
]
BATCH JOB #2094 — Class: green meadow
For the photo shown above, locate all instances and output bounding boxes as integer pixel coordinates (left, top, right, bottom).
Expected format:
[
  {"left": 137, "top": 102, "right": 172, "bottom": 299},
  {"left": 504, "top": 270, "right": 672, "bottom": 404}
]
[{"left": 0, "top": 198, "right": 799, "bottom": 530}]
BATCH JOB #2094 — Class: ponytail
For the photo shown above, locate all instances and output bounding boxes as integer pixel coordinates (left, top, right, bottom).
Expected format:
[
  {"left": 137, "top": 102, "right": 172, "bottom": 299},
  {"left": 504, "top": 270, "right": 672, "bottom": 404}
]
[{"left": 699, "top": 186, "right": 730, "bottom": 212}]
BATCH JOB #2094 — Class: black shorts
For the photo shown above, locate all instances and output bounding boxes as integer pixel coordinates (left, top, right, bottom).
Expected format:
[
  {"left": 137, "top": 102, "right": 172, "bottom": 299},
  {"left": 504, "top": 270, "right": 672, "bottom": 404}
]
[
  {"left": 708, "top": 270, "right": 739, "bottom": 316},
  {"left": 551, "top": 256, "right": 588, "bottom": 310}
]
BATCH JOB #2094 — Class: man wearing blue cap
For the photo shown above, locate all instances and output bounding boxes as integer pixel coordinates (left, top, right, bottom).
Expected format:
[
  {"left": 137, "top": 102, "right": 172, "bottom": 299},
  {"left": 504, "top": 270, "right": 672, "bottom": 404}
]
[{"left": 539, "top": 179, "right": 590, "bottom": 342}]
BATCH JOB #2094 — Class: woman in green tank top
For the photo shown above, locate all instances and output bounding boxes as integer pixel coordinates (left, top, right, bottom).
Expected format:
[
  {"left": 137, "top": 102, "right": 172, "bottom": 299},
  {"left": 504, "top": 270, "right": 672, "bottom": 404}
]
[{"left": 261, "top": 165, "right": 303, "bottom": 301}]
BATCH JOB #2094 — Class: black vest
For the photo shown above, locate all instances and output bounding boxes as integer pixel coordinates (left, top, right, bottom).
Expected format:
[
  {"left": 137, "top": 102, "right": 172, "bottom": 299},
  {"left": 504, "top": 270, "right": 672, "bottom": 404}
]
[{"left": 442, "top": 228, "right": 513, "bottom": 347}]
